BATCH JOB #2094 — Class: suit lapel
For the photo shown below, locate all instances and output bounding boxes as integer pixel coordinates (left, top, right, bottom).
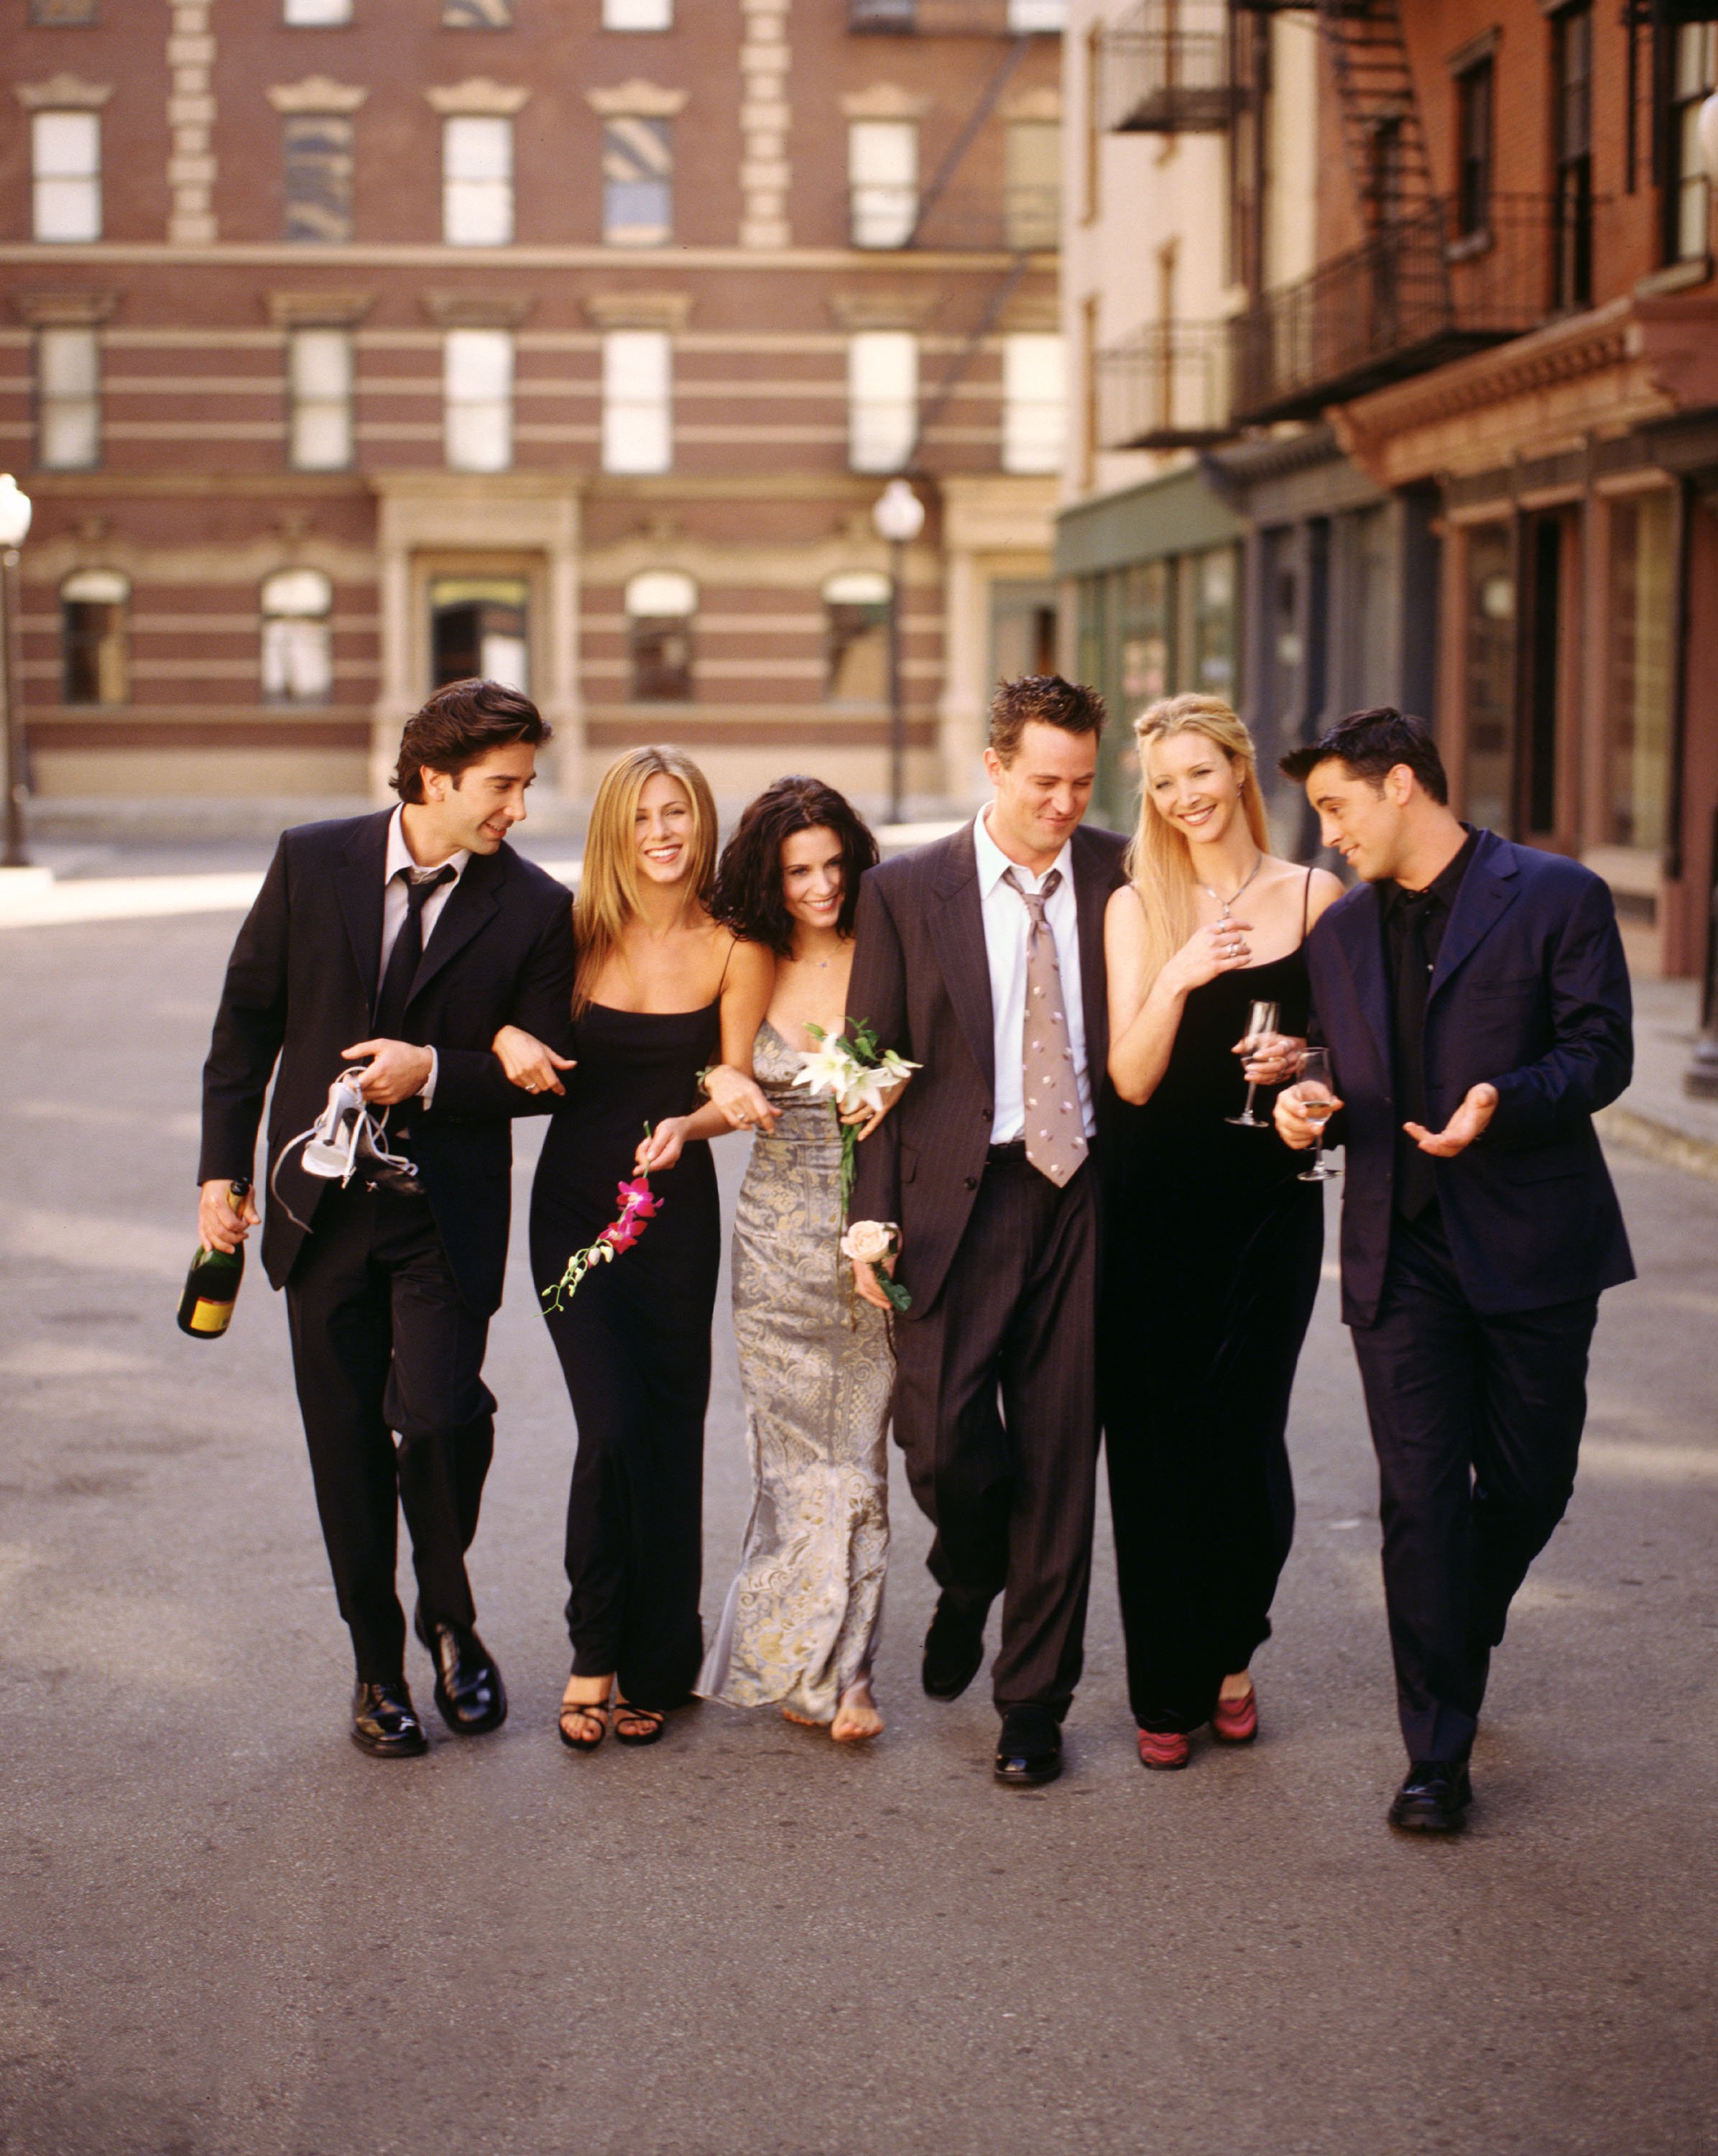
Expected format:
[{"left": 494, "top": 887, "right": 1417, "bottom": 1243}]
[
  {"left": 1428, "top": 829, "right": 1519, "bottom": 1001},
  {"left": 928, "top": 823, "right": 996, "bottom": 1095},
  {"left": 410, "top": 844, "right": 504, "bottom": 1004},
  {"left": 1328, "top": 884, "right": 1391, "bottom": 1073},
  {"left": 1071, "top": 826, "right": 1113, "bottom": 1074},
  {"left": 335, "top": 811, "right": 392, "bottom": 1006}
]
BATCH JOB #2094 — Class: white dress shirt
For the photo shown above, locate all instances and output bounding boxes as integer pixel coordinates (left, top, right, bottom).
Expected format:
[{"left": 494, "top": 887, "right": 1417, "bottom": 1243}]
[
  {"left": 972, "top": 806, "right": 1094, "bottom": 1146},
  {"left": 378, "top": 804, "right": 471, "bottom": 1106}
]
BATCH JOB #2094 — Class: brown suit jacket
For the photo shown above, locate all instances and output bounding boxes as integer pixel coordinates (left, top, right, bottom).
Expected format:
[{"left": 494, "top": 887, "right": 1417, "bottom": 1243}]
[{"left": 846, "top": 816, "right": 1129, "bottom": 1317}]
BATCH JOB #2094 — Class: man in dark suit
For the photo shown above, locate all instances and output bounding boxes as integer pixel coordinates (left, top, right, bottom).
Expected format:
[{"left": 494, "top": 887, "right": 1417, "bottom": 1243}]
[
  {"left": 846, "top": 676, "right": 1127, "bottom": 1787},
  {"left": 1275, "top": 708, "right": 1633, "bottom": 1833},
  {"left": 197, "top": 679, "right": 576, "bottom": 1758}
]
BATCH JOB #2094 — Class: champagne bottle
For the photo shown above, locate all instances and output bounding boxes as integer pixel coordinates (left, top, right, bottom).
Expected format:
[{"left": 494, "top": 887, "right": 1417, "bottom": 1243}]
[{"left": 177, "top": 1179, "right": 251, "bottom": 1340}]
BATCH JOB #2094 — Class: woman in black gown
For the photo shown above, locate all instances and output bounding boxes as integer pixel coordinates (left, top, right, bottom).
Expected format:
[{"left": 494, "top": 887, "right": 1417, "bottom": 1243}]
[
  {"left": 493, "top": 746, "right": 772, "bottom": 1750},
  {"left": 1102, "top": 695, "right": 1343, "bottom": 1769}
]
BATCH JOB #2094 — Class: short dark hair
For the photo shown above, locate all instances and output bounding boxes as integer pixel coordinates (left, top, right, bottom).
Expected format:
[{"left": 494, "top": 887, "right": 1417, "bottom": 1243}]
[
  {"left": 989, "top": 674, "right": 1107, "bottom": 765},
  {"left": 711, "top": 775, "right": 878, "bottom": 959},
  {"left": 391, "top": 678, "right": 551, "bottom": 803},
  {"left": 1278, "top": 705, "right": 1449, "bottom": 806}
]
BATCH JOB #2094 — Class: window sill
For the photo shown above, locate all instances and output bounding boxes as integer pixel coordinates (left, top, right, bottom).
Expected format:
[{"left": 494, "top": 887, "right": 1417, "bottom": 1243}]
[
  {"left": 1445, "top": 227, "right": 1495, "bottom": 264},
  {"left": 1635, "top": 257, "right": 1712, "bottom": 298}
]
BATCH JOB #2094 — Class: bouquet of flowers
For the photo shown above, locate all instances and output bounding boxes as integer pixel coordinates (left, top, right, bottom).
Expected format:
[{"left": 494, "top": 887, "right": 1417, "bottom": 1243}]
[
  {"left": 839, "top": 1217, "right": 911, "bottom": 1315},
  {"left": 791, "top": 1018, "right": 920, "bottom": 1216},
  {"left": 541, "top": 1146, "right": 663, "bottom": 1313}
]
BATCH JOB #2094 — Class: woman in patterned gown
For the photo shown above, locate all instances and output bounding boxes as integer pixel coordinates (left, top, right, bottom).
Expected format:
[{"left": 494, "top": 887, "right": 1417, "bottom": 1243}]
[{"left": 685, "top": 778, "right": 900, "bottom": 1744}]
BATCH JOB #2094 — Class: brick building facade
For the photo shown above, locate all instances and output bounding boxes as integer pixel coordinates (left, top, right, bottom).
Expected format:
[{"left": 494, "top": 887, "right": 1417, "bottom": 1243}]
[{"left": 1, "top": 0, "right": 1066, "bottom": 817}]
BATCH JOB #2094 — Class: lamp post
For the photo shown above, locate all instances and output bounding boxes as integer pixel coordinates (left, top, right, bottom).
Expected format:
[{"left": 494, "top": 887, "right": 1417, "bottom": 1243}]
[
  {"left": 872, "top": 476, "right": 925, "bottom": 826},
  {"left": 0, "top": 474, "right": 34, "bottom": 870},
  {"left": 1682, "top": 96, "right": 1718, "bottom": 1097}
]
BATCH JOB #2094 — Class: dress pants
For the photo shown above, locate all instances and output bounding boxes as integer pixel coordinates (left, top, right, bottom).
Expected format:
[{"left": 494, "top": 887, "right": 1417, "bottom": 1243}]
[
  {"left": 1351, "top": 1203, "right": 1597, "bottom": 1764},
  {"left": 285, "top": 1181, "right": 495, "bottom": 1684},
  {"left": 890, "top": 1148, "right": 1099, "bottom": 1715}
]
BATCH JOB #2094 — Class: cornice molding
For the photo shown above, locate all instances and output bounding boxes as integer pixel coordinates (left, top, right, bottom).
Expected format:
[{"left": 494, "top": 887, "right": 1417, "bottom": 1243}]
[
  {"left": 10, "top": 286, "right": 121, "bottom": 326},
  {"left": 828, "top": 288, "right": 942, "bottom": 331},
  {"left": 582, "top": 290, "right": 693, "bottom": 332},
  {"left": 267, "top": 77, "right": 370, "bottom": 116},
  {"left": 420, "top": 287, "right": 537, "bottom": 328},
  {"left": 264, "top": 287, "right": 376, "bottom": 327},
  {"left": 15, "top": 74, "right": 114, "bottom": 111},
  {"left": 840, "top": 83, "right": 933, "bottom": 121},
  {"left": 999, "top": 86, "right": 1062, "bottom": 121},
  {"left": 425, "top": 78, "right": 532, "bottom": 117},
  {"left": 584, "top": 79, "right": 688, "bottom": 119}
]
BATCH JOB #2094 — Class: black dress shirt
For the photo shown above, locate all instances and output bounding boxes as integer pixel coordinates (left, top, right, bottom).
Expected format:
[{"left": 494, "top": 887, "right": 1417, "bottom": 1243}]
[{"left": 1380, "top": 825, "right": 1479, "bottom": 1221}]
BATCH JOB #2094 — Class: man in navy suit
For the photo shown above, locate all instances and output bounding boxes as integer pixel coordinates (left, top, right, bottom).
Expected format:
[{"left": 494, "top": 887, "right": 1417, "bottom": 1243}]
[{"left": 1275, "top": 709, "right": 1633, "bottom": 1833}]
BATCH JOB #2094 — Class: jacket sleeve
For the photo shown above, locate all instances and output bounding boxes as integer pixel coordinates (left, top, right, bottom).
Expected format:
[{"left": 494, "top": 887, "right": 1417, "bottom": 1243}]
[
  {"left": 846, "top": 869, "right": 907, "bottom": 1228},
  {"left": 198, "top": 836, "right": 290, "bottom": 1185},
  {"left": 428, "top": 887, "right": 578, "bottom": 1123},
  {"left": 1484, "top": 874, "right": 1634, "bottom": 1148}
]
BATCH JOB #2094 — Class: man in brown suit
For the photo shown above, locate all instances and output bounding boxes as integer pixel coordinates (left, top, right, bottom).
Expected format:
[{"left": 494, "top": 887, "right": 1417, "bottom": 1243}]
[{"left": 847, "top": 676, "right": 1127, "bottom": 1785}]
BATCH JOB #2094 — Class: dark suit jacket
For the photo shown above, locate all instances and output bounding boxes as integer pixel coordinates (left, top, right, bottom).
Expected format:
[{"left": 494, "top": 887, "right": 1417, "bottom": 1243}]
[
  {"left": 846, "top": 817, "right": 1130, "bottom": 1317},
  {"left": 1306, "top": 826, "right": 1634, "bottom": 1325},
  {"left": 198, "top": 810, "right": 576, "bottom": 1314}
]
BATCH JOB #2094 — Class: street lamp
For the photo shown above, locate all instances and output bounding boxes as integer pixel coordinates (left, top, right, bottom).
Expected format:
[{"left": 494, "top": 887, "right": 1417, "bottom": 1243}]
[
  {"left": 0, "top": 474, "right": 33, "bottom": 870},
  {"left": 1685, "top": 100, "right": 1718, "bottom": 1096},
  {"left": 872, "top": 476, "right": 925, "bottom": 826}
]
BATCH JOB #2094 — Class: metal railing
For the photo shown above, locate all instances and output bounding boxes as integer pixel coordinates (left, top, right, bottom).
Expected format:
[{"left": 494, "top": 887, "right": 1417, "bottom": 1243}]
[
  {"left": 1100, "top": 0, "right": 1242, "bottom": 134},
  {"left": 848, "top": 183, "right": 1060, "bottom": 251},
  {"left": 849, "top": 0, "right": 1066, "bottom": 32},
  {"left": 1096, "top": 321, "right": 1234, "bottom": 448},
  {"left": 1230, "top": 195, "right": 1567, "bottom": 425}
]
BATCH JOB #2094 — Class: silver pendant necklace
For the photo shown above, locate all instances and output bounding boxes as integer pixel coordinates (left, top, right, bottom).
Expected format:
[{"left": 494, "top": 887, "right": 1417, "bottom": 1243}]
[{"left": 1201, "top": 850, "right": 1265, "bottom": 923}]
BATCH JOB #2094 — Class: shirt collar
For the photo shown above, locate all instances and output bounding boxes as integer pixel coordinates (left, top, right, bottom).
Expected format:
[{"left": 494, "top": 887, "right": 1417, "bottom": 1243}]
[
  {"left": 973, "top": 805, "right": 1070, "bottom": 900},
  {"left": 386, "top": 803, "right": 470, "bottom": 888},
  {"left": 1384, "top": 823, "right": 1477, "bottom": 917}
]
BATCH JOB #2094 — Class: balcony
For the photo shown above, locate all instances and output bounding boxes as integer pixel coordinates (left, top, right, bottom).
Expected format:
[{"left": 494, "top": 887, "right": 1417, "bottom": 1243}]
[
  {"left": 1096, "top": 321, "right": 1234, "bottom": 449},
  {"left": 1231, "top": 195, "right": 1564, "bottom": 425},
  {"left": 849, "top": 0, "right": 1066, "bottom": 33},
  {"left": 1100, "top": 0, "right": 1242, "bottom": 134},
  {"left": 849, "top": 183, "right": 1060, "bottom": 251}
]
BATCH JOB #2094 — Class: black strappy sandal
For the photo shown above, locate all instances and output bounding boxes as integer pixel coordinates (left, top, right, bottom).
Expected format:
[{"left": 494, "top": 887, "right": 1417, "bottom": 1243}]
[
  {"left": 558, "top": 1695, "right": 611, "bottom": 1752},
  {"left": 611, "top": 1698, "right": 666, "bottom": 1747}
]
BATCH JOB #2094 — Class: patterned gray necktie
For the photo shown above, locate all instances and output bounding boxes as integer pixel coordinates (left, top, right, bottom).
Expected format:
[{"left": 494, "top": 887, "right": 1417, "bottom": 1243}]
[{"left": 1003, "top": 867, "right": 1086, "bottom": 1188}]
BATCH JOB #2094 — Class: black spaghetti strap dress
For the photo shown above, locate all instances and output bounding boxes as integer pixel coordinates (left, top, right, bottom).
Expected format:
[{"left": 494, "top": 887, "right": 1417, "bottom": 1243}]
[
  {"left": 530, "top": 999, "right": 721, "bottom": 1710},
  {"left": 1099, "top": 877, "right": 1325, "bottom": 1737}
]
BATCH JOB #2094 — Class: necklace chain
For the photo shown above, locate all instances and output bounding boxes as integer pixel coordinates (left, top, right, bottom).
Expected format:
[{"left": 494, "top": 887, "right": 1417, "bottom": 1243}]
[{"left": 1201, "top": 851, "right": 1265, "bottom": 921}]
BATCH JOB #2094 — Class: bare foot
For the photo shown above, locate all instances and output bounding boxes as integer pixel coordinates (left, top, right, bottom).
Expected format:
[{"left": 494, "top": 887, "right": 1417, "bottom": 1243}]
[
  {"left": 831, "top": 1680, "right": 884, "bottom": 1743},
  {"left": 781, "top": 1706, "right": 823, "bottom": 1729},
  {"left": 558, "top": 1674, "right": 612, "bottom": 1749}
]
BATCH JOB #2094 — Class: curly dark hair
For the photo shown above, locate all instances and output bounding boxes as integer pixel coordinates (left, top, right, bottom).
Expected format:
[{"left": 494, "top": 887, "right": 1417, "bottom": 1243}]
[{"left": 711, "top": 775, "right": 879, "bottom": 959}]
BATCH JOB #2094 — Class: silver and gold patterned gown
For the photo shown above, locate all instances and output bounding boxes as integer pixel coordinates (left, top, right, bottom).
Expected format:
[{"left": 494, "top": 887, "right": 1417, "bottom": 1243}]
[{"left": 697, "top": 1021, "right": 893, "bottom": 1722}]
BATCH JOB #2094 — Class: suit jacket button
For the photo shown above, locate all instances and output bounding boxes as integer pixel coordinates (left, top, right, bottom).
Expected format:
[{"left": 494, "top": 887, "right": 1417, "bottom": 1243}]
[{"left": 964, "top": 1175, "right": 978, "bottom": 1190}]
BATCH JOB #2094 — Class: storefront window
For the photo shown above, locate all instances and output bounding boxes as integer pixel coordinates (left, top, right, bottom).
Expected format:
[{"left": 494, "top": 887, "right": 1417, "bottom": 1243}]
[
  {"left": 1193, "top": 546, "right": 1237, "bottom": 696},
  {"left": 1119, "top": 560, "right": 1172, "bottom": 724},
  {"left": 1464, "top": 524, "right": 1515, "bottom": 834},
  {"left": 1606, "top": 493, "right": 1674, "bottom": 851}
]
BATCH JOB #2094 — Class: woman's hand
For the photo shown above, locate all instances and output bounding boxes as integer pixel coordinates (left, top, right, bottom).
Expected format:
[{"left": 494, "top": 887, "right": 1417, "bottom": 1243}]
[
  {"left": 841, "top": 1072, "right": 910, "bottom": 1141},
  {"left": 704, "top": 1064, "right": 779, "bottom": 1135},
  {"left": 492, "top": 1023, "right": 575, "bottom": 1097},
  {"left": 637, "top": 1118, "right": 689, "bottom": 1174},
  {"left": 1165, "top": 918, "right": 1254, "bottom": 995},
  {"left": 1236, "top": 1030, "right": 1303, "bottom": 1088}
]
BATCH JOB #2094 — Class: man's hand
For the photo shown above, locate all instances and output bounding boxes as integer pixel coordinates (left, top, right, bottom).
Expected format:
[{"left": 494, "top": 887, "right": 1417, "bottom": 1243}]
[
  {"left": 340, "top": 1038, "right": 435, "bottom": 1105},
  {"left": 851, "top": 1249, "right": 897, "bottom": 1312},
  {"left": 492, "top": 1023, "right": 576, "bottom": 1097},
  {"left": 198, "top": 1178, "right": 260, "bottom": 1255},
  {"left": 1274, "top": 1079, "right": 1344, "bottom": 1152},
  {"left": 1405, "top": 1082, "right": 1498, "bottom": 1158}
]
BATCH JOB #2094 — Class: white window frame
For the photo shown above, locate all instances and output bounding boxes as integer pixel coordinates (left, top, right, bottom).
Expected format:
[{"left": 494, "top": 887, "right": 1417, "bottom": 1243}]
[
  {"left": 443, "top": 115, "right": 514, "bottom": 247},
  {"left": 261, "top": 568, "right": 336, "bottom": 704},
  {"left": 444, "top": 328, "right": 514, "bottom": 472},
  {"left": 284, "top": 0, "right": 354, "bottom": 22},
  {"left": 36, "top": 325, "right": 101, "bottom": 470},
  {"left": 602, "top": 329, "right": 673, "bottom": 474},
  {"left": 1002, "top": 332, "right": 1066, "bottom": 475},
  {"left": 288, "top": 328, "right": 354, "bottom": 471},
  {"left": 849, "top": 120, "right": 918, "bottom": 249},
  {"left": 32, "top": 111, "right": 101, "bottom": 244},
  {"left": 603, "top": 0, "right": 673, "bottom": 25},
  {"left": 848, "top": 331, "right": 917, "bottom": 474}
]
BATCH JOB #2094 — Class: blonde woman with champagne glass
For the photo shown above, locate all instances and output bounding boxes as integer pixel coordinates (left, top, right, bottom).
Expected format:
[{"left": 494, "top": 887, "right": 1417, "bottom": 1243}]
[{"left": 1102, "top": 695, "right": 1343, "bottom": 1769}]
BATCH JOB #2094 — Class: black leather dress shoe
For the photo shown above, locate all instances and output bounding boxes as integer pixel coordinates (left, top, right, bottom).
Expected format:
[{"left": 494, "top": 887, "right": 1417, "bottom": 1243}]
[
  {"left": 922, "top": 1594, "right": 986, "bottom": 1701},
  {"left": 415, "top": 1608, "right": 508, "bottom": 1735},
  {"left": 1388, "top": 1758, "right": 1473, "bottom": 1833},
  {"left": 351, "top": 1679, "right": 429, "bottom": 1759},
  {"left": 994, "top": 1705, "right": 1062, "bottom": 1788}
]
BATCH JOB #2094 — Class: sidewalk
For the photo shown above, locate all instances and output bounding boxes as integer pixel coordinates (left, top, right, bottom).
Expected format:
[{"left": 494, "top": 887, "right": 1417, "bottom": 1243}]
[{"left": 1597, "top": 975, "right": 1718, "bottom": 1183}]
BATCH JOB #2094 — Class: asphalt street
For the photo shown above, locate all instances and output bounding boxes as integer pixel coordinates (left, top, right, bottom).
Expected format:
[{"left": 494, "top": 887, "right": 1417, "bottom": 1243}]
[{"left": 1, "top": 905, "right": 1714, "bottom": 2156}]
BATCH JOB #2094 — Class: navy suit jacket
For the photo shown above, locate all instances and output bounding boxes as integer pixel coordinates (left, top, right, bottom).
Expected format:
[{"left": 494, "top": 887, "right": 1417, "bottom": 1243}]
[{"left": 1306, "top": 827, "right": 1634, "bottom": 1325}]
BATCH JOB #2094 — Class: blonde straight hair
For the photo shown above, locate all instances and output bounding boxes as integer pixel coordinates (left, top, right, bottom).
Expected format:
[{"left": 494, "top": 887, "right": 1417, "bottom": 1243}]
[
  {"left": 573, "top": 745, "right": 719, "bottom": 1014},
  {"left": 1125, "top": 694, "right": 1273, "bottom": 990}
]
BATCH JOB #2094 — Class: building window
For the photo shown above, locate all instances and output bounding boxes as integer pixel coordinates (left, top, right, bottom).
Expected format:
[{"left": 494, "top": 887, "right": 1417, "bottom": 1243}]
[
  {"left": 31, "top": 0, "right": 100, "bottom": 22},
  {"left": 849, "top": 121, "right": 918, "bottom": 249},
  {"left": 849, "top": 331, "right": 917, "bottom": 474},
  {"left": 431, "top": 576, "right": 530, "bottom": 691},
  {"left": 1606, "top": 492, "right": 1675, "bottom": 849},
  {"left": 1463, "top": 524, "right": 1515, "bottom": 834},
  {"left": 604, "top": 0, "right": 673, "bottom": 24},
  {"left": 602, "top": 329, "right": 672, "bottom": 473},
  {"left": 35, "top": 326, "right": 100, "bottom": 470},
  {"left": 444, "top": 328, "right": 512, "bottom": 471},
  {"left": 284, "top": 0, "right": 352, "bottom": 21},
  {"left": 626, "top": 570, "right": 696, "bottom": 701},
  {"left": 823, "top": 570, "right": 892, "bottom": 703},
  {"left": 283, "top": 114, "right": 354, "bottom": 244},
  {"left": 1670, "top": 22, "right": 1718, "bottom": 263},
  {"left": 1454, "top": 55, "right": 1494, "bottom": 240},
  {"left": 603, "top": 118, "right": 672, "bottom": 245},
  {"left": 261, "top": 568, "right": 334, "bottom": 704},
  {"left": 32, "top": 111, "right": 101, "bottom": 243},
  {"left": 443, "top": 0, "right": 511, "bottom": 23},
  {"left": 1010, "top": 0, "right": 1066, "bottom": 25},
  {"left": 1005, "top": 119, "right": 1060, "bottom": 249},
  {"left": 443, "top": 116, "right": 513, "bottom": 245},
  {"left": 61, "top": 569, "right": 129, "bottom": 705},
  {"left": 287, "top": 328, "right": 354, "bottom": 470},
  {"left": 1192, "top": 545, "right": 1237, "bottom": 694},
  {"left": 1002, "top": 333, "right": 1065, "bottom": 474},
  {"left": 1552, "top": 3, "right": 1593, "bottom": 309}
]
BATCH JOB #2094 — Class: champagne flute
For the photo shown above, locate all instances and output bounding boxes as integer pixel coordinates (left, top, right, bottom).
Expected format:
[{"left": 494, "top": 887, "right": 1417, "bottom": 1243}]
[
  {"left": 1296, "top": 1046, "right": 1341, "bottom": 1182},
  {"left": 1226, "top": 999, "right": 1280, "bottom": 1128}
]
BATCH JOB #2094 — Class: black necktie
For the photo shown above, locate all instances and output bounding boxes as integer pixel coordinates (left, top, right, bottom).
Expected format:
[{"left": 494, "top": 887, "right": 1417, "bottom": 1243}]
[
  {"left": 1393, "top": 888, "right": 1437, "bottom": 1221},
  {"left": 373, "top": 866, "right": 454, "bottom": 1041}
]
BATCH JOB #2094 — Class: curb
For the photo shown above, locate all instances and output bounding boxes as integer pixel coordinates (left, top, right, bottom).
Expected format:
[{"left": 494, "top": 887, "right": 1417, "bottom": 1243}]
[{"left": 1597, "top": 1104, "right": 1718, "bottom": 1185}]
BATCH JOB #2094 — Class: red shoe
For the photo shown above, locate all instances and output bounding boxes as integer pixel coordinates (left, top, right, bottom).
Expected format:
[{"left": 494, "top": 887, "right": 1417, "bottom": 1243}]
[
  {"left": 1211, "top": 1682, "right": 1257, "bottom": 1744},
  {"left": 1137, "top": 1726, "right": 1191, "bottom": 1771}
]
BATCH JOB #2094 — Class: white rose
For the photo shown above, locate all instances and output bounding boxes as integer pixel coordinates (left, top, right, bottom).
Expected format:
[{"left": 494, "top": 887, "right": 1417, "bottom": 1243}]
[{"left": 841, "top": 1219, "right": 897, "bottom": 1264}]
